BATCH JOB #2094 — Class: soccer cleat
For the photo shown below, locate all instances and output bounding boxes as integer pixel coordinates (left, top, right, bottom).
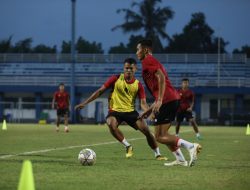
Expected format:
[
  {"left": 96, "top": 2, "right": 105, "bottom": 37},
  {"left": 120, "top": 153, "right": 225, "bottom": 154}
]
[
  {"left": 64, "top": 127, "right": 69, "bottom": 133},
  {"left": 164, "top": 160, "right": 188, "bottom": 167},
  {"left": 188, "top": 143, "right": 202, "bottom": 167},
  {"left": 125, "top": 145, "right": 133, "bottom": 158},
  {"left": 155, "top": 155, "right": 168, "bottom": 161}
]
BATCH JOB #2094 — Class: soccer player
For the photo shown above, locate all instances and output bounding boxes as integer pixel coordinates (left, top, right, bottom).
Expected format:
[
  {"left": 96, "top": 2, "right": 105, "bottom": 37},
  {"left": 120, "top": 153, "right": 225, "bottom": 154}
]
[
  {"left": 176, "top": 78, "right": 202, "bottom": 140},
  {"left": 52, "top": 83, "right": 70, "bottom": 132},
  {"left": 75, "top": 58, "right": 166, "bottom": 160},
  {"left": 136, "top": 40, "right": 201, "bottom": 167}
]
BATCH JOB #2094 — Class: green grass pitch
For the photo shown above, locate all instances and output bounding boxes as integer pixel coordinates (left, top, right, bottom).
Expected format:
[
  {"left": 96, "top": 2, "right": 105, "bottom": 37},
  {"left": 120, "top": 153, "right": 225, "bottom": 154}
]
[{"left": 0, "top": 124, "right": 250, "bottom": 190}]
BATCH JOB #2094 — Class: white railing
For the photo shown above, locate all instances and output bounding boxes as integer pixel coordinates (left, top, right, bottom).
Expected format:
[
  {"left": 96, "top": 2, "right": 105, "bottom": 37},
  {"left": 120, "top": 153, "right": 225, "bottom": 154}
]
[{"left": 0, "top": 53, "right": 247, "bottom": 63}]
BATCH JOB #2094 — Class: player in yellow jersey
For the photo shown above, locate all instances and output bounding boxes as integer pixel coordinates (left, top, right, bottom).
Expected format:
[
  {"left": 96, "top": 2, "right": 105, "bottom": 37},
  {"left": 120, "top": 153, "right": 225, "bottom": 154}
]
[{"left": 75, "top": 58, "right": 167, "bottom": 160}]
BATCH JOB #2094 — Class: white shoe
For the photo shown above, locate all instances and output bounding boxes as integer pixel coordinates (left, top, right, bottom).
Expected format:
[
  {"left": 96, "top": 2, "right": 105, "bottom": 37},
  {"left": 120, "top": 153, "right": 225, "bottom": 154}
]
[
  {"left": 64, "top": 126, "right": 69, "bottom": 133},
  {"left": 188, "top": 143, "right": 202, "bottom": 167},
  {"left": 164, "top": 160, "right": 188, "bottom": 167}
]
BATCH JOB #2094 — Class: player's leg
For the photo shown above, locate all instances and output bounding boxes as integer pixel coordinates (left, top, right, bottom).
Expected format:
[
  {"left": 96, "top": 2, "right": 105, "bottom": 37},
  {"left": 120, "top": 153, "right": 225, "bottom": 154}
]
[
  {"left": 135, "top": 119, "right": 167, "bottom": 160},
  {"left": 154, "top": 123, "right": 187, "bottom": 166},
  {"left": 56, "top": 109, "right": 60, "bottom": 132},
  {"left": 175, "top": 112, "right": 183, "bottom": 136},
  {"left": 175, "top": 121, "right": 181, "bottom": 136},
  {"left": 185, "top": 111, "right": 201, "bottom": 139},
  {"left": 106, "top": 116, "right": 133, "bottom": 158},
  {"left": 64, "top": 111, "right": 69, "bottom": 132},
  {"left": 189, "top": 117, "right": 202, "bottom": 139},
  {"left": 154, "top": 101, "right": 201, "bottom": 167}
]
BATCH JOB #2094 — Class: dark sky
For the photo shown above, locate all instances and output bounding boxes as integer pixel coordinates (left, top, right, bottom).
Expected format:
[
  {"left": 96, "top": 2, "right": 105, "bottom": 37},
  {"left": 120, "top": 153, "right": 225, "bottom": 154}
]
[{"left": 0, "top": 0, "right": 249, "bottom": 53}]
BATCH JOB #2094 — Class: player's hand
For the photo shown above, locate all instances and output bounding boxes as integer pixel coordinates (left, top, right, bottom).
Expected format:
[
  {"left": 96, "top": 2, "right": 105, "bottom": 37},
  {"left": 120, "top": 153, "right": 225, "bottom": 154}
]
[
  {"left": 149, "top": 112, "right": 155, "bottom": 121},
  {"left": 187, "top": 107, "right": 192, "bottom": 112},
  {"left": 152, "top": 99, "right": 162, "bottom": 114},
  {"left": 74, "top": 104, "right": 85, "bottom": 110},
  {"left": 138, "top": 108, "right": 153, "bottom": 120}
]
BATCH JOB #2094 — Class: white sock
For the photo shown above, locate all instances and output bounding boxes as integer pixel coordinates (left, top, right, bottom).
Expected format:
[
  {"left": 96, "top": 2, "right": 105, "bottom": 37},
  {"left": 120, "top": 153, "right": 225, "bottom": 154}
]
[
  {"left": 172, "top": 148, "right": 186, "bottom": 162},
  {"left": 153, "top": 147, "right": 161, "bottom": 157},
  {"left": 196, "top": 133, "right": 200, "bottom": 137},
  {"left": 176, "top": 133, "right": 179, "bottom": 137},
  {"left": 64, "top": 126, "right": 68, "bottom": 129},
  {"left": 121, "top": 138, "right": 130, "bottom": 147},
  {"left": 177, "top": 139, "right": 194, "bottom": 149}
]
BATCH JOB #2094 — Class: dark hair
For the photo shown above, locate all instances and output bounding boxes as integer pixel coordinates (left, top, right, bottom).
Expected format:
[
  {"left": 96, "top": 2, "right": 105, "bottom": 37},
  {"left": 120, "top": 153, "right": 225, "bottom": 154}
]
[
  {"left": 59, "top": 83, "right": 65, "bottom": 86},
  {"left": 182, "top": 78, "right": 189, "bottom": 82},
  {"left": 124, "top": 58, "right": 137, "bottom": 65},
  {"left": 137, "top": 39, "right": 153, "bottom": 48}
]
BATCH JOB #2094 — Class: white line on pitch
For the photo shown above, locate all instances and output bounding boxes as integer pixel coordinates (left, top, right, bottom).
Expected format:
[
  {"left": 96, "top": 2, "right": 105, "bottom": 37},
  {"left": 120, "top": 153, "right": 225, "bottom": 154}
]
[{"left": 0, "top": 129, "right": 192, "bottom": 159}]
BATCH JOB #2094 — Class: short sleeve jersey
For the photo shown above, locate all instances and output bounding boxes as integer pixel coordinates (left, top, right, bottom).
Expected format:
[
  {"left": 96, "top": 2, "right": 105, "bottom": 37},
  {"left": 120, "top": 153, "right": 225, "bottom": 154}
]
[
  {"left": 142, "top": 55, "right": 180, "bottom": 104},
  {"left": 53, "top": 91, "right": 69, "bottom": 109}
]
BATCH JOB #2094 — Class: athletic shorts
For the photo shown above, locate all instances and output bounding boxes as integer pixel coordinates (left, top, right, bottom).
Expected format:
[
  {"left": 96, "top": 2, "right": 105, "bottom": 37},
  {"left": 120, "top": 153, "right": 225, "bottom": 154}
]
[
  {"left": 153, "top": 100, "right": 179, "bottom": 125},
  {"left": 57, "top": 108, "right": 69, "bottom": 117},
  {"left": 176, "top": 110, "right": 193, "bottom": 122},
  {"left": 106, "top": 111, "right": 139, "bottom": 130}
]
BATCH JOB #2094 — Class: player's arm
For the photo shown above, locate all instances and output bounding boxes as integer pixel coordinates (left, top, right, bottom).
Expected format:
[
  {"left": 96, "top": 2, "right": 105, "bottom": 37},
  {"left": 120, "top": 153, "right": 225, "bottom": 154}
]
[
  {"left": 140, "top": 98, "right": 149, "bottom": 112},
  {"left": 68, "top": 94, "right": 71, "bottom": 110},
  {"left": 138, "top": 82, "right": 149, "bottom": 112},
  {"left": 75, "top": 75, "right": 118, "bottom": 110},
  {"left": 187, "top": 92, "right": 195, "bottom": 112},
  {"left": 74, "top": 85, "right": 107, "bottom": 110},
  {"left": 152, "top": 69, "right": 165, "bottom": 114}
]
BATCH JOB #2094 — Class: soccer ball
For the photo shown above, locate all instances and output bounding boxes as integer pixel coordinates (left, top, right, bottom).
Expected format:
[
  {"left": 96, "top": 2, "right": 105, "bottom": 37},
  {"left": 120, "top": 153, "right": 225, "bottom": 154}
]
[{"left": 78, "top": 148, "right": 96, "bottom": 166}]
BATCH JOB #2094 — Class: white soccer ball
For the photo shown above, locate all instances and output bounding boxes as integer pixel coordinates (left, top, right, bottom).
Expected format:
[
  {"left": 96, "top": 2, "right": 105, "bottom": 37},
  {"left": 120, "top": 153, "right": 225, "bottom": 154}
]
[{"left": 78, "top": 148, "right": 96, "bottom": 166}]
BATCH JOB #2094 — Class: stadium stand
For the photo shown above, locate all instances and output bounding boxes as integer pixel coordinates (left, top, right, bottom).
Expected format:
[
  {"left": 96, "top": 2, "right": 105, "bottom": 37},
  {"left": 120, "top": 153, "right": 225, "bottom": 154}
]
[{"left": 0, "top": 53, "right": 249, "bottom": 124}]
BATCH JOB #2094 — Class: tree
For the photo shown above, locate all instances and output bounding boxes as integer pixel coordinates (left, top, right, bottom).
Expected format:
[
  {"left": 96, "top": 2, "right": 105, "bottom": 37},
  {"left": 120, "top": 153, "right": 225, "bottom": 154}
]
[
  {"left": 76, "top": 37, "right": 103, "bottom": 54},
  {"left": 61, "top": 40, "right": 71, "bottom": 53},
  {"left": 0, "top": 36, "right": 12, "bottom": 53},
  {"left": 61, "top": 37, "right": 104, "bottom": 54},
  {"left": 109, "top": 43, "right": 129, "bottom": 54},
  {"left": 108, "top": 35, "right": 145, "bottom": 53},
  {"left": 166, "top": 12, "right": 228, "bottom": 53},
  {"left": 112, "top": 0, "right": 174, "bottom": 53},
  {"left": 32, "top": 44, "right": 57, "bottom": 53},
  {"left": 233, "top": 45, "right": 250, "bottom": 58},
  {"left": 11, "top": 38, "right": 33, "bottom": 53}
]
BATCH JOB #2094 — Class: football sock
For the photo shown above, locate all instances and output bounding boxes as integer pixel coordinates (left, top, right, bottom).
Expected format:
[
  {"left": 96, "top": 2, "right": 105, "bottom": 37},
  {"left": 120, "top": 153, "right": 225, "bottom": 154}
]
[
  {"left": 154, "top": 147, "right": 161, "bottom": 157},
  {"left": 177, "top": 139, "right": 194, "bottom": 149},
  {"left": 172, "top": 148, "right": 186, "bottom": 162},
  {"left": 176, "top": 133, "right": 179, "bottom": 137},
  {"left": 196, "top": 133, "right": 201, "bottom": 137},
  {"left": 121, "top": 138, "right": 131, "bottom": 147}
]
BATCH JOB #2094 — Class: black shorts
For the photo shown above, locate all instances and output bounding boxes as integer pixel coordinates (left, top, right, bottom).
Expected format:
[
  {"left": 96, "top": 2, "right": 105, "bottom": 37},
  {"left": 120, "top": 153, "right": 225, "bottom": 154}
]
[
  {"left": 57, "top": 108, "right": 69, "bottom": 117},
  {"left": 106, "top": 111, "right": 139, "bottom": 130},
  {"left": 176, "top": 111, "right": 193, "bottom": 122},
  {"left": 154, "top": 100, "right": 179, "bottom": 125}
]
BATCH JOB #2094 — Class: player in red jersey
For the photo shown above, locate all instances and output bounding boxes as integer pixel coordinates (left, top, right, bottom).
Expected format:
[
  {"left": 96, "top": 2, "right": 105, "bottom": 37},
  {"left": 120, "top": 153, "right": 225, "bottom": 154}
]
[
  {"left": 75, "top": 58, "right": 166, "bottom": 160},
  {"left": 176, "top": 78, "right": 202, "bottom": 140},
  {"left": 136, "top": 39, "right": 201, "bottom": 167},
  {"left": 52, "top": 83, "right": 70, "bottom": 132}
]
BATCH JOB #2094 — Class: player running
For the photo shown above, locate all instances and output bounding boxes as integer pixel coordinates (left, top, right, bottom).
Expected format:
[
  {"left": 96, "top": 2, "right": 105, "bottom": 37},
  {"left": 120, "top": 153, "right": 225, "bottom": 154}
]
[
  {"left": 136, "top": 40, "right": 201, "bottom": 167},
  {"left": 75, "top": 58, "right": 166, "bottom": 160},
  {"left": 176, "top": 78, "right": 202, "bottom": 140},
  {"left": 52, "top": 83, "right": 70, "bottom": 132}
]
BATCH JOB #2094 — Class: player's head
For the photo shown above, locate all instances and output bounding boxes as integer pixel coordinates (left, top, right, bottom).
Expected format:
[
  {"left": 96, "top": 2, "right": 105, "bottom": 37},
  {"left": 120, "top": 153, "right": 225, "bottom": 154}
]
[
  {"left": 136, "top": 39, "right": 153, "bottom": 60},
  {"left": 182, "top": 78, "right": 189, "bottom": 89},
  {"left": 123, "top": 58, "right": 137, "bottom": 79},
  {"left": 59, "top": 83, "right": 65, "bottom": 92}
]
